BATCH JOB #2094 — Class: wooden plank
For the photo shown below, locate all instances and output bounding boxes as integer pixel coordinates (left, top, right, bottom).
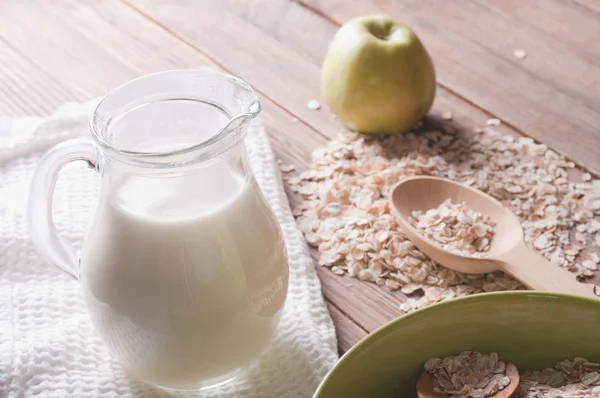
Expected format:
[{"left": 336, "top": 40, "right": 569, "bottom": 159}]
[
  {"left": 0, "top": 2, "right": 145, "bottom": 99},
  {"left": 569, "top": 0, "right": 600, "bottom": 14},
  {"left": 0, "top": 0, "right": 367, "bottom": 348},
  {"left": 199, "top": 0, "right": 333, "bottom": 66},
  {"left": 316, "top": 266, "right": 403, "bottom": 333},
  {"left": 124, "top": 0, "right": 344, "bottom": 140},
  {"left": 297, "top": 0, "right": 600, "bottom": 175},
  {"left": 0, "top": 38, "right": 83, "bottom": 116},
  {"left": 477, "top": 0, "right": 600, "bottom": 63},
  {"left": 326, "top": 301, "right": 368, "bottom": 354}
]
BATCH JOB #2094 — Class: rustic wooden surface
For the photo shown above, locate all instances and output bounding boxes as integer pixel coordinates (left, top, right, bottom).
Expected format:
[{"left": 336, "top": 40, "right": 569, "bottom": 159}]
[{"left": 1, "top": 0, "right": 599, "bottom": 355}]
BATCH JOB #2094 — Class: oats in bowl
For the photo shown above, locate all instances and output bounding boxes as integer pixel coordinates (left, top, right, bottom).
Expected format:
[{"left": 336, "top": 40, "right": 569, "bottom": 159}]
[
  {"left": 424, "top": 351, "right": 511, "bottom": 398},
  {"left": 422, "top": 351, "right": 600, "bottom": 398},
  {"left": 514, "top": 357, "right": 600, "bottom": 398}
]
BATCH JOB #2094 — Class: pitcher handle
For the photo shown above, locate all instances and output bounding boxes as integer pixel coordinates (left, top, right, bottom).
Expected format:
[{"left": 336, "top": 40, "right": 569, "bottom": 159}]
[{"left": 27, "top": 138, "right": 97, "bottom": 279}]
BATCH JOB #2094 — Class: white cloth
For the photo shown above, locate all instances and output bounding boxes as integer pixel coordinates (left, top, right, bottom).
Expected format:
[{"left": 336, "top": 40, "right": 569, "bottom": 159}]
[{"left": 0, "top": 100, "right": 338, "bottom": 397}]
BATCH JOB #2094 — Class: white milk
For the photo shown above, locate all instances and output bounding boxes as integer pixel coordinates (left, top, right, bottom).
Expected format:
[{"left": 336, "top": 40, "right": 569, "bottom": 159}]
[{"left": 80, "top": 166, "right": 288, "bottom": 390}]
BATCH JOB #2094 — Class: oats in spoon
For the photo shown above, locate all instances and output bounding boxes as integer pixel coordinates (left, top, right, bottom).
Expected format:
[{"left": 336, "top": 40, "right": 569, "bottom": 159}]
[{"left": 409, "top": 199, "right": 496, "bottom": 257}]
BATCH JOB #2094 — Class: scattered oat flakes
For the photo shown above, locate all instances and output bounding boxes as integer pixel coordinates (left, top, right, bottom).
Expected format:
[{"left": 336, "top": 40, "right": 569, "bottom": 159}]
[
  {"left": 441, "top": 111, "right": 453, "bottom": 121},
  {"left": 590, "top": 252, "right": 600, "bottom": 264},
  {"left": 582, "top": 173, "right": 593, "bottom": 181},
  {"left": 279, "top": 163, "right": 295, "bottom": 173},
  {"left": 292, "top": 121, "right": 600, "bottom": 313},
  {"left": 410, "top": 199, "right": 495, "bottom": 257},
  {"left": 514, "top": 49, "right": 527, "bottom": 59},
  {"left": 425, "top": 351, "right": 511, "bottom": 398},
  {"left": 486, "top": 118, "right": 501, "bottom": 126},
  {"left": 307, "top": 99, "right": 321, "bottom": 110}
]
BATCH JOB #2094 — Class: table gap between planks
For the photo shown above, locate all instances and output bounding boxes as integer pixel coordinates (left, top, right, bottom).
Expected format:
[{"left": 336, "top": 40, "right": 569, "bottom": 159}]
[{"left": 0, "top": 0, "right": 598, "bottom": 355}]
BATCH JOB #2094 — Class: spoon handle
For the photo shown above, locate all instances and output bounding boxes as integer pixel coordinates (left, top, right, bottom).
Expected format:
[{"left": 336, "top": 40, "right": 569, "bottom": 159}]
[{"left": 496, "top": 243, "right": 599, "bottom": 299}]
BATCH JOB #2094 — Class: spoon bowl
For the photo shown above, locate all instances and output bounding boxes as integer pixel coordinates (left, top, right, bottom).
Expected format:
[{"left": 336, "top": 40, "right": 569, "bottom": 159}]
[
  {"left": 389, "top": 175, "right": 599, "bottom": 298},
  {"left": 389, "top": 175, "right": 522, "bottom": 273}
]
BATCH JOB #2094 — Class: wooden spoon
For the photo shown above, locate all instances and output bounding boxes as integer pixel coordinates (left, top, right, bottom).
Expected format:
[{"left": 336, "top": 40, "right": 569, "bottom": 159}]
[
  {"left": 416, "top": 362, "right": 520, "bottom": 398},
  {"left": 389, "top": 176, "right": 600, "bottom": 298}
]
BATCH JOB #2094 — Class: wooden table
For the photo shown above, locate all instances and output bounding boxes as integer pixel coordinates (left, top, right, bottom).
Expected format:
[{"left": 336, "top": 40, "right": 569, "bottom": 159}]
[{"left": 1, "top": 0, "right": 599, "bottom": 355}]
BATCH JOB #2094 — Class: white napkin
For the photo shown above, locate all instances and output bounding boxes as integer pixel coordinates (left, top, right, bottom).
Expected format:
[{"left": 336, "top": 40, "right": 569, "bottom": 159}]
[{"left": 0, "top": 100, "right": 338, "bottom": 397}]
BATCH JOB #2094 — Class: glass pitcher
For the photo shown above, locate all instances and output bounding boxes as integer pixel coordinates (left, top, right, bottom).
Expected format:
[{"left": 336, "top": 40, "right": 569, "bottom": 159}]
[{"left": 27, "top": 70, "right": 289, "bottom": 391}]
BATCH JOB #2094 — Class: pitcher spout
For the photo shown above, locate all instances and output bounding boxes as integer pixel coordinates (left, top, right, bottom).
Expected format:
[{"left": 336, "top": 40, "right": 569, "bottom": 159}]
[
  {"left": 89, "top": 69, "right": 262, "bottom": 168},
  {"left": 218, "top": 74, "right": 261, "bottom": 142}
]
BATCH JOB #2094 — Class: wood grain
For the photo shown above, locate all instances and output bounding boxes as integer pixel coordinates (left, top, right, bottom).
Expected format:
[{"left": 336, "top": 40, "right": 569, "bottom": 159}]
[
  {"left": 0, "top": 38, "right": 83, "bottom": 116},
  {"left": 297, "top": 0, "right": 600, "bottom": 175},
  {"left": 477, "top": 0, "right": 600, "bottom": 63},
  {"left": 326, "top": 302, "right": 367, "bottom": 355},
  {"left": 568, "top": 0, "right": 600, "bottom": 13},
  {"left": 201, "top": 0, "right": 333, "bottom": 66},
  {"left": 125, "top": 0, "right": 344, "bottom": 139}
]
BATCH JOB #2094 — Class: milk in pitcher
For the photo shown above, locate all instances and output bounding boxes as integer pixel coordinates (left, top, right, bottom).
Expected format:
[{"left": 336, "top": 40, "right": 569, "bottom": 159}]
[{"left": 81, "top": 163, "right": 288, "bottom": 390}]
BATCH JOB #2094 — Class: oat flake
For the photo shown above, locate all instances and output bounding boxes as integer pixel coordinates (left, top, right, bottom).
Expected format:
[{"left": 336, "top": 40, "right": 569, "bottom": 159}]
[
  {"left": 279, "top": 163, "right": 295, "bottom": 173},
  {"left": 307, "top": 99, "right": 321, "bottom": 110},
  {"left": 441, "top": 111, "right": 453, "bottom": 121},
  {"left": 514, "top": 49, "right": 527, "bottom": 59},
  {"left": 410, "top": 199, "right": 495, "bottom": 257}
]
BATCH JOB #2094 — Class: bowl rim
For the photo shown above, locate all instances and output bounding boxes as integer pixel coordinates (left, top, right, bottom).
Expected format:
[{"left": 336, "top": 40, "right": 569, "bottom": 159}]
[{"left": 313, "top": 290, "right": 600, "bottom": 397}]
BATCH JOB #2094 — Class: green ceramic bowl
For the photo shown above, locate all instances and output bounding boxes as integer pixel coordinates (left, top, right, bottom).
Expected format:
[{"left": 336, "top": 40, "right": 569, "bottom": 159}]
[{"left": 314, "top": 291, "right": 600, "bottom": 398}]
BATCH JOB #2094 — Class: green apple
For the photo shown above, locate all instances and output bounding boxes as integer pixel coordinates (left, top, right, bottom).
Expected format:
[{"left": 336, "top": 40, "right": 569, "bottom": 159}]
[{"left": 321, "top": 15, "right": 436, "bottom": 134}]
